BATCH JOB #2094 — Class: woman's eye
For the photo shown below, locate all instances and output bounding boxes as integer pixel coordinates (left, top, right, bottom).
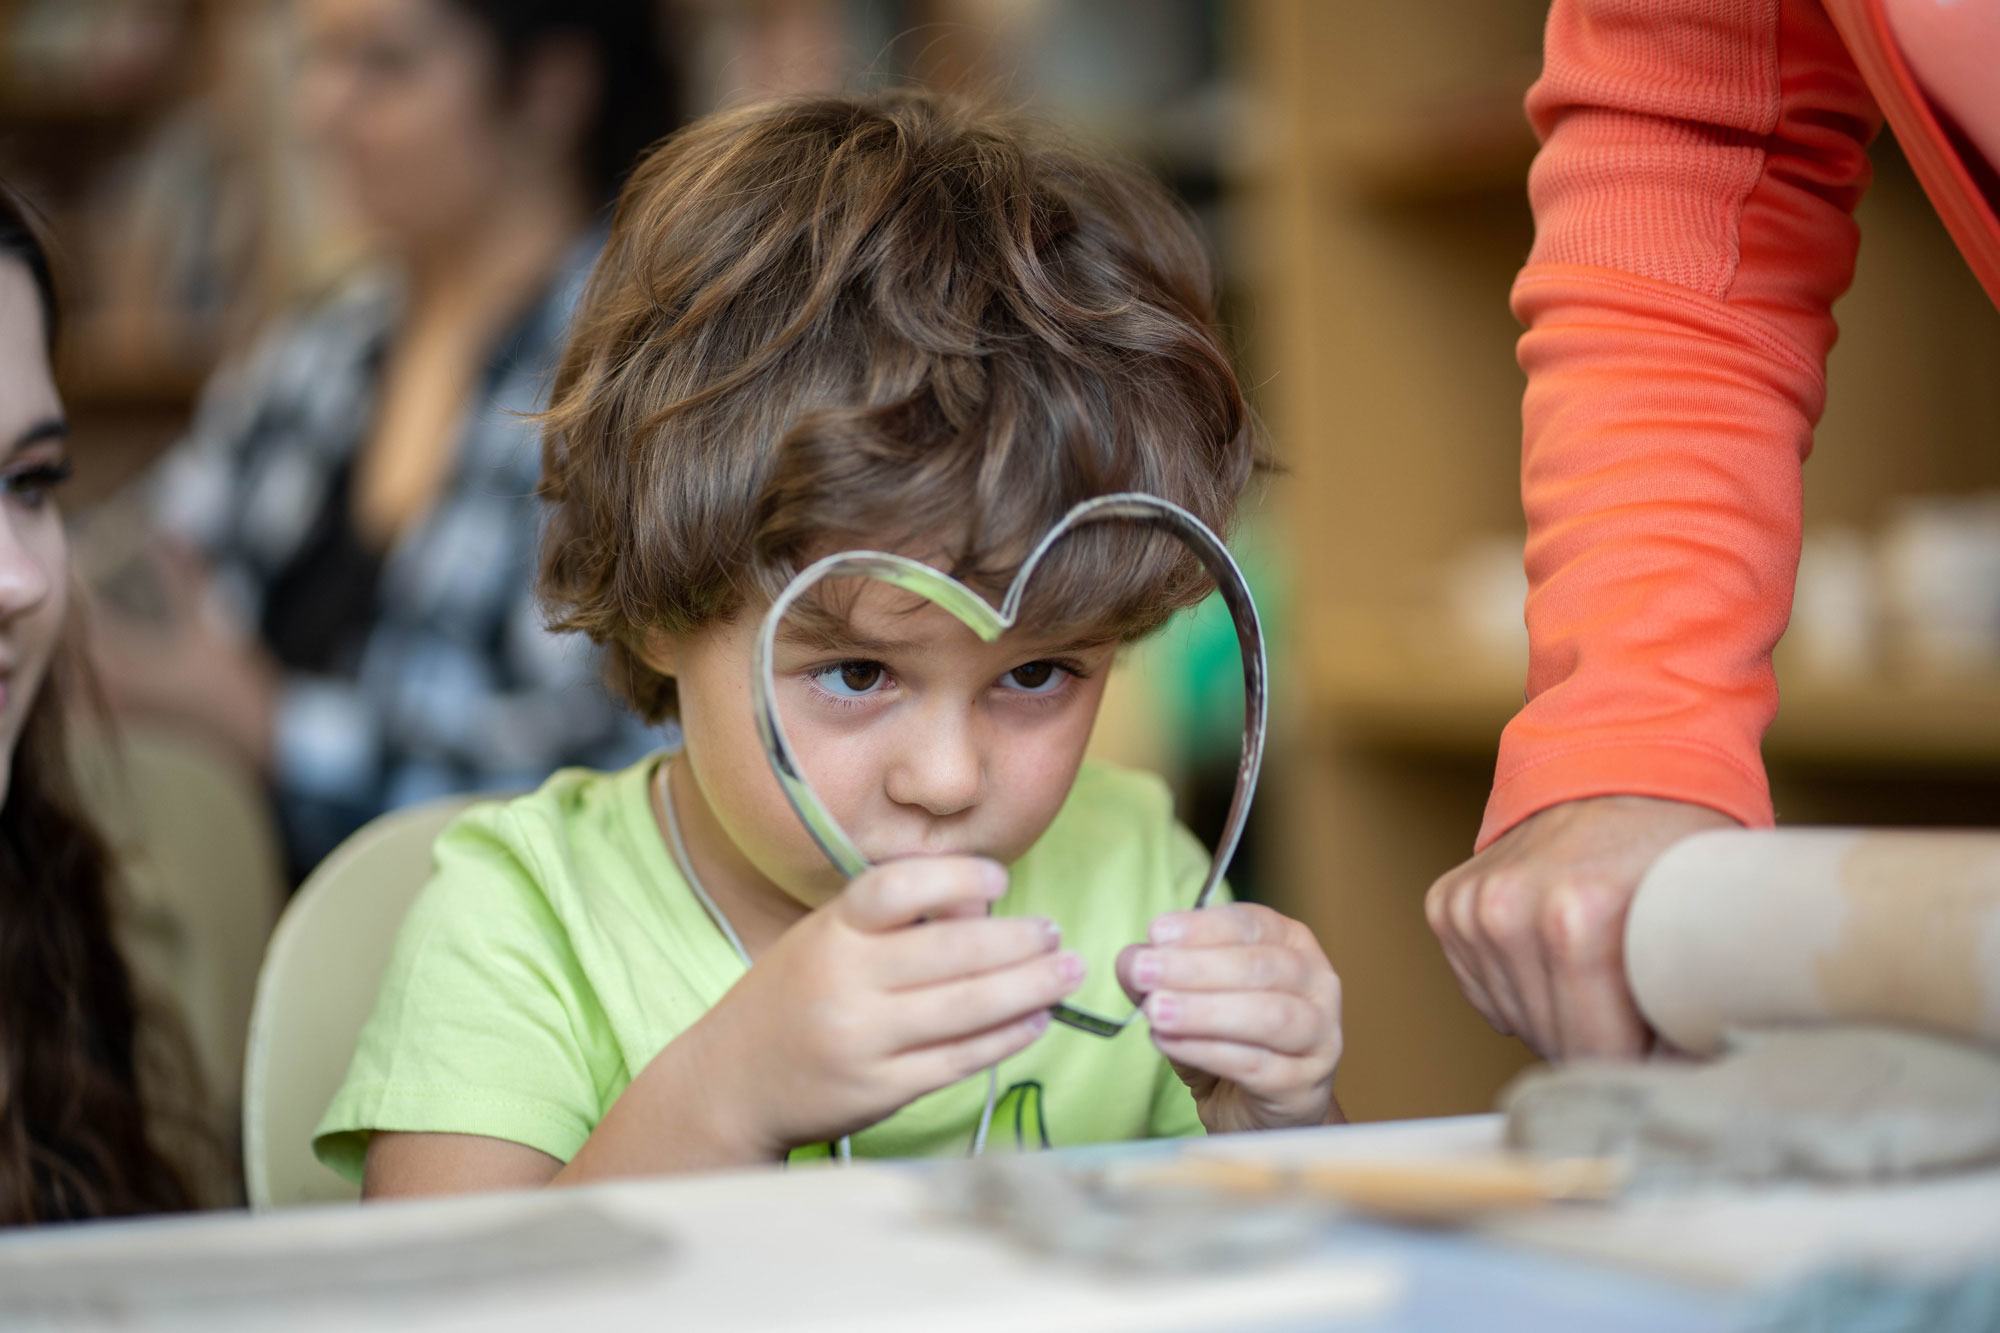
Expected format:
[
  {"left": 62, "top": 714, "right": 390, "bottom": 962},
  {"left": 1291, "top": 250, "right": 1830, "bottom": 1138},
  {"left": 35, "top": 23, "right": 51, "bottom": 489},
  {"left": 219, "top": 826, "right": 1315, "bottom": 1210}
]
[
  {"left": 4, "top": 461, "right": 72, "bottom": 511},
  {"left": 1000, "top": 661, "right": 1067, "bottom": 695},
  {"left": 812, "top": 660, "right": 888, "bottom": 698}
]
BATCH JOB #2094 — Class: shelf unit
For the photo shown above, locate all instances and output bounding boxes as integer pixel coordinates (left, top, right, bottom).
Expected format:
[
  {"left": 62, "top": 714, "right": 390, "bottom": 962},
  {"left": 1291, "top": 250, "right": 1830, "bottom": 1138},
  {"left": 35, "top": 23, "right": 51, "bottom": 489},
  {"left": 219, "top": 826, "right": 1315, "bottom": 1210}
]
[
  {"left": 1, "top": 0, "right": 324, "bottom": 505},
  {"left": 1237, "top": 0, "right": 2000, "bottom": 1123},
  {"left": 1312, "top": 622, "right": 2000, "bottom": 769}
]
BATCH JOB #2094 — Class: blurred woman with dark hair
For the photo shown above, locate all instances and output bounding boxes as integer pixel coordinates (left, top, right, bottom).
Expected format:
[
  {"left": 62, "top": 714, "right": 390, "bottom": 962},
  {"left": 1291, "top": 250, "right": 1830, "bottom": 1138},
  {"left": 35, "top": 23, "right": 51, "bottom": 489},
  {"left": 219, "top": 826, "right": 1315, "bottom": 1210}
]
[
  {"left": 0, "top": 187, "right": 195, "bottom": 1225},
  {"left": 96, "top": 0, "right": 682, "bottom": 880}
]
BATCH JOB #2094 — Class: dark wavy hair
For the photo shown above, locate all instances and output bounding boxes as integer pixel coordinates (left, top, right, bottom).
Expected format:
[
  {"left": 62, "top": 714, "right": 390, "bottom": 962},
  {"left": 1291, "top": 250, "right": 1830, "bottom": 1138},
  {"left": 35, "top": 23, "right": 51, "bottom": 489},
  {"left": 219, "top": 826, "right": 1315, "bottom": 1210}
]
[
  {"left": 0, "top": 187, "right": 193, "bottom": 1225},
  {"left": 449, "top": 0, "right": 683, "bottom": 203},
  {"left": 539, "top": 90, "right": 1262, "bottom": 721}
]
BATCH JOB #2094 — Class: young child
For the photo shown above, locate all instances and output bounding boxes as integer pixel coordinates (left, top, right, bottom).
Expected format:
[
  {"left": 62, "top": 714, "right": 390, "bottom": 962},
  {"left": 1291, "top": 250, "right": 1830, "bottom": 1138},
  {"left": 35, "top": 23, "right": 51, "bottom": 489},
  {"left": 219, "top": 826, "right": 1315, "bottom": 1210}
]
[{"left": 315, "top": 89, "right": 1344, "bottom": 1195}]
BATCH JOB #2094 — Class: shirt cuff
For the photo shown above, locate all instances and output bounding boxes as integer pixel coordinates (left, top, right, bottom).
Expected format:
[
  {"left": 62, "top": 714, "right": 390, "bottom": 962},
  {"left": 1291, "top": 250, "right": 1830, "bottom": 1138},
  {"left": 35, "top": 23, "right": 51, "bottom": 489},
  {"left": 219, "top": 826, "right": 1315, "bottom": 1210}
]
[
  {"left": 315, "top": 1081, "right": 593, "bottom": 1185},
  {"left": 1478, "top": 738, "right": 1773, "bottom": 852}
]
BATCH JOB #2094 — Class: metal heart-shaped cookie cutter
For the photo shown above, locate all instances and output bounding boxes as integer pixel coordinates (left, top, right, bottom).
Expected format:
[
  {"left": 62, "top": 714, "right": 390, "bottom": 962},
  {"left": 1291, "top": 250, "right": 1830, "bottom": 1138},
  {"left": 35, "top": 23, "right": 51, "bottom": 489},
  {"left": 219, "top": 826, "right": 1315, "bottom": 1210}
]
[{"left": 751, "top": 493, "right": 1267, "bottom": 1037}]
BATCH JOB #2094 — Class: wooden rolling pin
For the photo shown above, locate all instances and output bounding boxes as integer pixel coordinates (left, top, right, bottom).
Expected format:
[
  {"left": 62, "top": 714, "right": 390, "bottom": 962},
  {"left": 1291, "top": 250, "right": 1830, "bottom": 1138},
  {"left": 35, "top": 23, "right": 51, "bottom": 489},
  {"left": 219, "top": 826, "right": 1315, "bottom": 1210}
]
[{"left": 1626, "top": 828, "right": 2000, "bottom": 1055}]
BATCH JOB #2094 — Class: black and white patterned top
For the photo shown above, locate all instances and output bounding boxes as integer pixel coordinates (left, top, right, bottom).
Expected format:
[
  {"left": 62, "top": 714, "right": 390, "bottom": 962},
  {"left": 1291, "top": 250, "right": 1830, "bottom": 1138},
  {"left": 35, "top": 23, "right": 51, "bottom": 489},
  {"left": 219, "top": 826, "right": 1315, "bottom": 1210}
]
[{"left": 152, "top": 234, "right": 657, "bottom": 878}]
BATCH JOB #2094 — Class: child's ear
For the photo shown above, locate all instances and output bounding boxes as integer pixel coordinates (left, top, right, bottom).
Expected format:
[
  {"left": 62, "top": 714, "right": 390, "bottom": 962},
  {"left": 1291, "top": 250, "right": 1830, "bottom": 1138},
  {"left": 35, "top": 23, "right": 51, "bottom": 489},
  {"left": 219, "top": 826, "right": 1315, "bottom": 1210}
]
[{"left": 635, "top": 628, "right": 680, "bottom": 676}]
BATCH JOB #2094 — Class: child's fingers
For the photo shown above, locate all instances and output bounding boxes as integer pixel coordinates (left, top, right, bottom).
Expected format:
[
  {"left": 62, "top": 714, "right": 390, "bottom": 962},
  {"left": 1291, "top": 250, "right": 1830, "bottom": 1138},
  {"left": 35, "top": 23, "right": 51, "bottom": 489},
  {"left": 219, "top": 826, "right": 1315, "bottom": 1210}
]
[
  {"left": 839, "top": 857, "right": 1006, "bottom": 932},
  {"left": 900, "top": 1009, "right": 1052, "bottom": 1091},
  {"left": 1142, "top": 988, "right": 1329, "bottom": 1058},
  {"left": 925, "top": 894, "right": 995, "bottom": 923},
  {"left": 1121, "top": 943, "right": 1320, "bottom": 998},
  {"left": 878, "top": 914, "right": 1061, "bottom": 989},
  {"left": 1151, "top": 1034, "right": 1322, "bottom": 1092},
  {"left": 1148, "top": 902, "right": 1299, "bottom": 951},
  {"left": 1114, "top": 943, "right": 1149, "bottom": 1005},
  {"left": 887, "top": 949, "right": 1084, "bottom": 1052}
]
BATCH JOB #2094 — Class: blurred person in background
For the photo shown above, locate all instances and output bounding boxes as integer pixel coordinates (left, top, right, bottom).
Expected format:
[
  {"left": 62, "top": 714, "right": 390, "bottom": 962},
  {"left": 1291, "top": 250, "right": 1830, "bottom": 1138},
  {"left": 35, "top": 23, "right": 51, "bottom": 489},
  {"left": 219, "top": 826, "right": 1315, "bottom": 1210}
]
[
  {"left": 92, "top": 0, "right": 681, "bottom": 881},
  {"left": 1427, "top": 0, "right": 1999, "bottom": 1062},
  {"left": 0, "top": 185, "right": 197, "bottom": 1226}
]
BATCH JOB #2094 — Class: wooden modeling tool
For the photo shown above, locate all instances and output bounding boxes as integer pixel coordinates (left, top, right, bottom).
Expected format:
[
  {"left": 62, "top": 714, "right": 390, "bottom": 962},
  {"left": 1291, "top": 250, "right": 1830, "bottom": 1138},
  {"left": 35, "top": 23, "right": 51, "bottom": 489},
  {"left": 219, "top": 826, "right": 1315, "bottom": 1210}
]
[{"left": 1123, "top": 1153, "right": 1626, "bottom": 1225}]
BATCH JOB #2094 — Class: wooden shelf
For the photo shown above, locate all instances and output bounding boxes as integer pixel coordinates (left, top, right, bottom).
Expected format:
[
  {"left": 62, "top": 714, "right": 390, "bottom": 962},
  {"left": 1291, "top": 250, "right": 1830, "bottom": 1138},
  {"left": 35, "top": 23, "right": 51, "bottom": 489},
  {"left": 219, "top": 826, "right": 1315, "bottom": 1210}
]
[
  {"left": 0, "top": 77, "right": 179, "bottom": 132},
  {"left": 56, "top": 321, "right": 214, "bottom": 412},
  {"left": 1774, "top": 673, "right": 2000, "bottom": 766},
  {"left": 1309, "top": 622, "right": 2000, "bottom": 769},
  {"left": 1316, "top": 87, "right": 1539, "bottom": 205},
  {"left": 60, "top": 360, "right": 208, "bottom": 412}
]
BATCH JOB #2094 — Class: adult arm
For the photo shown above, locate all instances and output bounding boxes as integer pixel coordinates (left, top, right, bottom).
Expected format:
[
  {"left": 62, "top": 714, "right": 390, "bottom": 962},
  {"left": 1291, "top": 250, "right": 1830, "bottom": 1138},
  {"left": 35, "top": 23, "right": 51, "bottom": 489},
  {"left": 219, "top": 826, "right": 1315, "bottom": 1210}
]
[{"left": 1430, "top": 0, "right": 1882, "bottom": 1058}]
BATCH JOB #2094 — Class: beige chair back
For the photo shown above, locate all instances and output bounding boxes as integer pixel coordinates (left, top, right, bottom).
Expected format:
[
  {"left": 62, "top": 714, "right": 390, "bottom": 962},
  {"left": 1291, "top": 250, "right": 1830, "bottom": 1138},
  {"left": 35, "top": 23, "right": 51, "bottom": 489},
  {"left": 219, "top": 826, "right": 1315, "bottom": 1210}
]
[
  {"left": 71, "top": 724, "right": 286, "bottom": 1207},
  {"left": 242, "top": 796, "right": 474, "bottom": 1208}
]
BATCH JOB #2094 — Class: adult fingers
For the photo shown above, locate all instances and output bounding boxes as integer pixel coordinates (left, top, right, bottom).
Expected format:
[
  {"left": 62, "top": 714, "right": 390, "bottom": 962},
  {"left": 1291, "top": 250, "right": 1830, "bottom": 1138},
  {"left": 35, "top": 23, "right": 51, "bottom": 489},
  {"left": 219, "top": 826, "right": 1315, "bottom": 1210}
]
[
  {"left": 1540, "top": 878, "right": 1653, "bottom": 1058},
  {"left": 1427, "top": 874, "right": 1510, "bottom": 1032},
  {"left": 1444, "top": 873, "right": 1526, "bottom": 1037},
  {"left": 1471, "top": 873, "right": 1560, "bottom": 1056},
  {"left": 839, "top": 857, "right": 1006, "bottom": 932}
]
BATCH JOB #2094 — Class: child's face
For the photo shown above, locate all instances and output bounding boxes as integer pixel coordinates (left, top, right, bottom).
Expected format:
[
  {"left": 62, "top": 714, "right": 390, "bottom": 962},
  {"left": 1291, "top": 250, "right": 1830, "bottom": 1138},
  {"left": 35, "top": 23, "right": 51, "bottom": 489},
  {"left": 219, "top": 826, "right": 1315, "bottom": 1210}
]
[{"left": 665, "top": 577, "right": 1119, "bottom": 909}]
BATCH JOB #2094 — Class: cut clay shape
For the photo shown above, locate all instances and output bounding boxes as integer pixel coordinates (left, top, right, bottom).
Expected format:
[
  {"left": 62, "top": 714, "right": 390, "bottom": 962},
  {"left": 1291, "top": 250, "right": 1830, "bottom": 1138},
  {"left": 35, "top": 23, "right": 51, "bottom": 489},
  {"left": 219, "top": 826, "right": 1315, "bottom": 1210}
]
[{"left": 1501, "top": 1025, "right": 2000, "bottom": 1187}]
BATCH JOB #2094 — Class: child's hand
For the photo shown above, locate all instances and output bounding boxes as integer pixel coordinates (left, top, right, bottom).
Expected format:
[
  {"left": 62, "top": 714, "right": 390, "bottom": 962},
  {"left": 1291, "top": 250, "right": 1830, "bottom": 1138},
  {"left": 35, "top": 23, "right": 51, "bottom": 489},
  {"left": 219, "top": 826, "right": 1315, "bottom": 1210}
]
[
  {"left": 689, "top": 857, "right": 1082, "bottom": 1157},
  {"left": 1116, "top": 904, "right": 1343, "bottom": 1134}
]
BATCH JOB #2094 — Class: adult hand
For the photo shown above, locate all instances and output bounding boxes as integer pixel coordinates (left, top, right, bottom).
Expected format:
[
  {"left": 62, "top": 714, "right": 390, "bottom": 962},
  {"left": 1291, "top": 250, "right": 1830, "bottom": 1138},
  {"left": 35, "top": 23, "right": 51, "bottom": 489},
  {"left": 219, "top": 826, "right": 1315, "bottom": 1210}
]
[
  {"left": 1425, "top": 796, "right": 1737, "bottom": 1060},
  {"left": 1116, "top": 902, "right": 1344, "bottom": 1133},
  {"left": 88, "top": 540, "right": 277, "bottom": 773},
  {"left": 687, "top": 856, "right": 1080, "bottom": 1157}
]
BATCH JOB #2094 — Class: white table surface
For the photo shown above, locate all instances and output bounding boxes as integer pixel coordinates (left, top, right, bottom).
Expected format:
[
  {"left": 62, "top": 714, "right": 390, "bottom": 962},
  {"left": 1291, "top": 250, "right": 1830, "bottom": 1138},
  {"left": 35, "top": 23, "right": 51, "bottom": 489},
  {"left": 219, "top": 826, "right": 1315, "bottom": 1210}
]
[
  {"left": 1196, "top": 1113, "right": 2000, "bottom": 1289},
  {"left": 1, "top": 1115, "right": 1994, "bottom": 1332}
]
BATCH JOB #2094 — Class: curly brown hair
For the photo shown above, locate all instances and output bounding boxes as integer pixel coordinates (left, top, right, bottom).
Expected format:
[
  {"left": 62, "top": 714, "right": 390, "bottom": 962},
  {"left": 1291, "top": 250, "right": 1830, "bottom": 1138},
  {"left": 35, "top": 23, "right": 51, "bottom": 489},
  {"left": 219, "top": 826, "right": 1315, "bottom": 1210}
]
[{"left": 538, "top": 89, "right": 1260, "bottom": 722}]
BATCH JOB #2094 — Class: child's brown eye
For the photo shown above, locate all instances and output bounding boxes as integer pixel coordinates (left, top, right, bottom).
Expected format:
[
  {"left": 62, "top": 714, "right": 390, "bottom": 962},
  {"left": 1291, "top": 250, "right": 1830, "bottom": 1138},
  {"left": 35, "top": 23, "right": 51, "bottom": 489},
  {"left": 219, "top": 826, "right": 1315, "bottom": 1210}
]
[
  {"left": 811, "top": 660, "right": 888, "bottom": 698},
  {"left": 1002, "top": 661, "right": 1066, "bottom": 694},
  {"left": 1011, "top": 662, "right": 1054, "bottom": 689}
]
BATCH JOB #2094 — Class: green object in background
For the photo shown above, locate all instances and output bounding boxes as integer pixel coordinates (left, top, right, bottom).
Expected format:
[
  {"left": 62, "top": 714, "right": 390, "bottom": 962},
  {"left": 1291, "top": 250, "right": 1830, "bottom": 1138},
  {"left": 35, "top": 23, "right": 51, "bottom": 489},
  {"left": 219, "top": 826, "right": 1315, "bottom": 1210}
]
[{"left": 1134, "top": 513, "right": 1289, "bottom": 772}]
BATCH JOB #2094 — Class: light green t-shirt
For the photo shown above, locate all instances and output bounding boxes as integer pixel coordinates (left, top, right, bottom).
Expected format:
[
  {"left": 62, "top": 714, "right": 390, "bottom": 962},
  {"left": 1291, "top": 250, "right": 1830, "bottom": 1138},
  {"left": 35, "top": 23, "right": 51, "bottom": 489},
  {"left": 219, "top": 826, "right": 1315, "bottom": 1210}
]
[{"left": 314, "top": 756, "right": 1219, "bottom": 1181}]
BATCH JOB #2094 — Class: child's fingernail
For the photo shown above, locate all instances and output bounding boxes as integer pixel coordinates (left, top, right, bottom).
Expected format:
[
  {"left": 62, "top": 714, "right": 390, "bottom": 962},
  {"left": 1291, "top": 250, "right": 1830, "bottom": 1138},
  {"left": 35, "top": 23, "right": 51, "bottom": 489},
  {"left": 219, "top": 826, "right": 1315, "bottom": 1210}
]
[
  {"left": 1037, "top": 917, "right": 1061, "bottom": 945},
  {"left": 1132, "top": 950, "right": 1161, "bottom": 988},
  {"left": 1026, "top": 1010, "right": 1051, "bottom": 1035},
  {"left": 980, "top": 861, "right": 1009, "bottom": 897},
  {"left": 1148, "top": 994, "right": 1179, "bottom": 1027},
  {"left": 1150, "top": 917, "right": 1185, "bottom": 944},
  {"left": 1056, "top": 951, "right": 1085, "bottom": 984}
]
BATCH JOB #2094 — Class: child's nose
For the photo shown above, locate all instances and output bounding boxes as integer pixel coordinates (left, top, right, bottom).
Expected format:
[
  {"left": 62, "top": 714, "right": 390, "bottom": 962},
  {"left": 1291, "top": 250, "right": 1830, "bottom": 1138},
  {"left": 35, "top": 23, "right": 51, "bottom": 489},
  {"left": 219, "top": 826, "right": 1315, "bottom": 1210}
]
[{"left": 883, "top": 705, "right": 984, "bottom": 818}]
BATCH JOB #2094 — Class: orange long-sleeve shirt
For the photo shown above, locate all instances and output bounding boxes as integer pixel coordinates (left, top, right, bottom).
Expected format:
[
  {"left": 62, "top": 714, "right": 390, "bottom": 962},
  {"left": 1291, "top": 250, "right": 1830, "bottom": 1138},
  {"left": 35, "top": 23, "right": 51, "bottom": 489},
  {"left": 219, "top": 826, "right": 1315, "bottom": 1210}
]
[{"left": 1481, "top": 0, "right": 2000, "bottom": 850}]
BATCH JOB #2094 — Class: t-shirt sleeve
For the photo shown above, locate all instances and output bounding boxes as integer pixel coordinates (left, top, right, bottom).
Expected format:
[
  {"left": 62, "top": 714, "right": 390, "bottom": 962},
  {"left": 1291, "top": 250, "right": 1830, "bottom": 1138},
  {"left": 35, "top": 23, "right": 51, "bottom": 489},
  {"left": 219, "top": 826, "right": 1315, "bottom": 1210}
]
[
  {"left": 313, "top": 804, "right": 625, "bottom": 1182},
  {"left": 1145, "top": 815, "right": 1232, "bottom": 1140}
]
